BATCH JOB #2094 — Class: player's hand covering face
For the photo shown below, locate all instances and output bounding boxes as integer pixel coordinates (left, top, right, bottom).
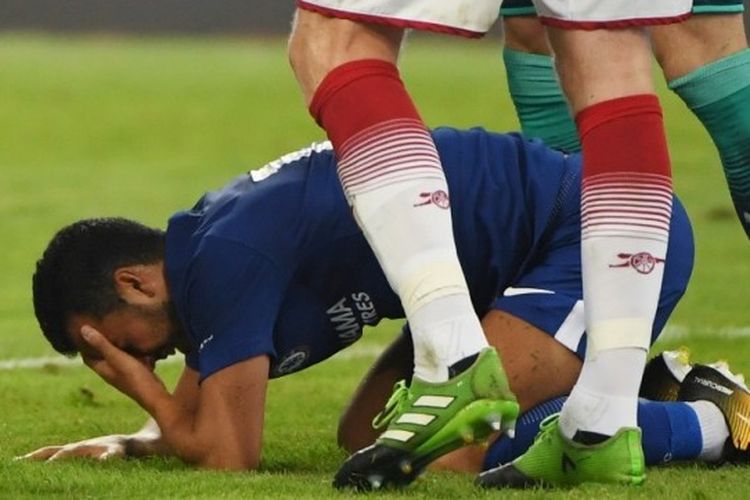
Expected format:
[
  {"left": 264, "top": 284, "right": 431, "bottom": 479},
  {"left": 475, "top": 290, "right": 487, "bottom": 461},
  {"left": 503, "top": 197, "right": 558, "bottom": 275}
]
[{"left": 79, "top": 325, "right": 168, "bottom": 407}]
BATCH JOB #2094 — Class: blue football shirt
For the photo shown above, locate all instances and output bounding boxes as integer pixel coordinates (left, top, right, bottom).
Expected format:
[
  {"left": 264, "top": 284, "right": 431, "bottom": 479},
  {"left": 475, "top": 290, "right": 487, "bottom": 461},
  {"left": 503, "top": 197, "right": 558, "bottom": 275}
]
[{"left": 165, "top": 128, "right": 574, "bottom": 381}]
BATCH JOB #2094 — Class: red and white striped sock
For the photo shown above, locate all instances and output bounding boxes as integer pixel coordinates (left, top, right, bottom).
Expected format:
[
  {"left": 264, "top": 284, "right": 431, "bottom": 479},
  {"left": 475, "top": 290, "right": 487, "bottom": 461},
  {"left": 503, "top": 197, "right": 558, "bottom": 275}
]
[
  {"left": 561, "top": 94, "right": 674, "bottom": 438},
  {"left": 311, "top": 60, "right": 487, "bottom": 382}
]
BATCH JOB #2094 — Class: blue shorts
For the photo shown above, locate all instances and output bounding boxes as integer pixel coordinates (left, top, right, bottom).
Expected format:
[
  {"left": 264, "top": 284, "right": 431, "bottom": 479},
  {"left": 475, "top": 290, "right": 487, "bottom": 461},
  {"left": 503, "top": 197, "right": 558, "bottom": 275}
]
[
  {"left": 492, "top": 173, "right": 695, "bottom": 358},
  {"left": 500, "top": 0, "right": 744, "bottom": 16}
]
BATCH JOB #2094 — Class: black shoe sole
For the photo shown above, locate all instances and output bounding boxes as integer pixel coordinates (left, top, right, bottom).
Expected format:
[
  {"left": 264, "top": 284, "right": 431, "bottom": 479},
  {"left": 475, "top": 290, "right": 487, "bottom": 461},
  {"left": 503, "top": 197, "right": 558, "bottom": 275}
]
[
  {"left": 332, "top": 444, "right": 424, "bottom": 491},
  {"left": 476, "top": 463, "right": 538, "bottom": 489}
]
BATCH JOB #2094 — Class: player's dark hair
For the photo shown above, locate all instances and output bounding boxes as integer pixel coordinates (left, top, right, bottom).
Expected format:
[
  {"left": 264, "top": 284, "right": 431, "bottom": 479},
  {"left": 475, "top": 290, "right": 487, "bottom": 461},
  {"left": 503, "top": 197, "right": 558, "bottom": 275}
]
[{"left": 32, "top": 218, "right": 165, "bottom": 356}]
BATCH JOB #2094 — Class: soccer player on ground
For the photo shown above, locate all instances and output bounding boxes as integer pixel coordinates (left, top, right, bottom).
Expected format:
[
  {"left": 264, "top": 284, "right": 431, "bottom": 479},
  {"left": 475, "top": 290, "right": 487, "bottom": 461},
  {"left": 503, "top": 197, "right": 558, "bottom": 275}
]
[
  {"left": 22, "top": 129, "right": 750, "bottom": 482},
  {"left": 501, "top": 0, "right": 750, "bottom": 236},
  {"left": 289, "top": 0, "right": 691, "bottom": 489}
]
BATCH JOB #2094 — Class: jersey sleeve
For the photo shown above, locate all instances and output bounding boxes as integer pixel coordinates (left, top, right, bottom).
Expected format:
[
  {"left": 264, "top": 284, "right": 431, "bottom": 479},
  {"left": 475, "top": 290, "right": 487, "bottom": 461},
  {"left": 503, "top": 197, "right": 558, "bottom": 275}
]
[{"left": 186, "top": 237, "right": 290, "bottom": 382}]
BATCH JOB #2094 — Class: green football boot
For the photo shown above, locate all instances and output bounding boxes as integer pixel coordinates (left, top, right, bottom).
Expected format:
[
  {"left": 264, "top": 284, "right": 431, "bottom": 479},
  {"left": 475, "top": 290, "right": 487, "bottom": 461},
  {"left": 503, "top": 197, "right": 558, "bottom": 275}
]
[
  {"left": 333, "top": 347, "right": 519, "bottom": 491},
  {"left": 476, "top": 414, "right": 645, "bottom": 488}
]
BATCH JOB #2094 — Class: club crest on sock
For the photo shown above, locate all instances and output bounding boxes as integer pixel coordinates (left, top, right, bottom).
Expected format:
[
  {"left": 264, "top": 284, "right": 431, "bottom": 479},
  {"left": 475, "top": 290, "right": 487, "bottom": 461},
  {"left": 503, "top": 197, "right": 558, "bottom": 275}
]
[
  {"left": 413, "top": 190, "right": 450, "bottom": 209},
  {"left": 608, "top": 252, "right": 665, "bottom": 275}
]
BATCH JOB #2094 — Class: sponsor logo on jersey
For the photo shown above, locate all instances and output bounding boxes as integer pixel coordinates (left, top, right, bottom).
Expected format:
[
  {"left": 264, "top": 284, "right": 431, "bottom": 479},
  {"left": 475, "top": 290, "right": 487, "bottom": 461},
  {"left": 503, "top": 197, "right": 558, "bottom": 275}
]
[
  {"left": 413, "top": 190, "right": 450, "bottom": 209},
  {"left": 326, "top": 292, "right": 379, "bottom": 344},
  {"left": 608, "top": 252, "right": 665, "bottom": 274},
  {"left": 272, "top": 347, "right": 310, "bottom": 376}
]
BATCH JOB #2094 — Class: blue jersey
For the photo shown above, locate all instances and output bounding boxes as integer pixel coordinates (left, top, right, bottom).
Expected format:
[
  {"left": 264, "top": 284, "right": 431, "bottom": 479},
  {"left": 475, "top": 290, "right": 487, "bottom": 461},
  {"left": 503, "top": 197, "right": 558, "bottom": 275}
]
[{"left": 165, "top": 128, "right": 576, "bottom": 381}]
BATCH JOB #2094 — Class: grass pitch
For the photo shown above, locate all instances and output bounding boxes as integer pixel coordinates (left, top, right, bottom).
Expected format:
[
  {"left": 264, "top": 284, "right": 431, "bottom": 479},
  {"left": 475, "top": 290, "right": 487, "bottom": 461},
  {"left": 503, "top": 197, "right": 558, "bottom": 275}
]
[{"left": 0, "top": 33, "right": 749, "bottom": 498}]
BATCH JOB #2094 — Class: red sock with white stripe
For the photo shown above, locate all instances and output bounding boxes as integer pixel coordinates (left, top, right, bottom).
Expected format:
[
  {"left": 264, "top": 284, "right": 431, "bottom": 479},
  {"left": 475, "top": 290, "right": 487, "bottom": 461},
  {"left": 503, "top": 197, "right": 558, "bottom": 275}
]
[
  {"left": 560, "top": 94, "right": 673, "bottom": 439},
  {"left": 311, "top": 60, "right": 487, "bottom": 383}
]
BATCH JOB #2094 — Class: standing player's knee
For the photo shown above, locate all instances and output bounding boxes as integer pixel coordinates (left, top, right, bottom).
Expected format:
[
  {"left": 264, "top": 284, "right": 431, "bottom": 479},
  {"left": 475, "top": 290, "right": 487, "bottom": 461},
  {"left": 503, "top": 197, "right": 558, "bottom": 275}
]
[
  {"left": 288, "top": 8, "right": 404, "bottom": 104},
  {"left": 288, "top": 9, "right": 322, "bottom": 102},
  {"left": 652, "top": 15, "right": 748, "bottom": 82},
  {"left": 503, "top": 17, "right": 551, "bottom": 56},
  {"left": 288, "top": 9, "right": 353, "bottom": 102},
  {"left": 546, "top": 27, "right": 654, "bottom": 111}
]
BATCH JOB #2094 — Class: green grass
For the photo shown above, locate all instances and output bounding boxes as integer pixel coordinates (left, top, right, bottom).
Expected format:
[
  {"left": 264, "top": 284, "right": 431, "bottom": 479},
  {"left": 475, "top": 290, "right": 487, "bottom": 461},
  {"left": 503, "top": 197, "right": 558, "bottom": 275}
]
[{"left": 0, "top": 33, "right": 749, "bottom": 498}]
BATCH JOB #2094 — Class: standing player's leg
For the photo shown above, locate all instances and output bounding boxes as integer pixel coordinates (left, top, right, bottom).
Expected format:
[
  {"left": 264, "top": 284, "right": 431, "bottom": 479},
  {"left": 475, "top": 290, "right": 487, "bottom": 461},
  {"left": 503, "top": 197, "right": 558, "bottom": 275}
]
[
  {"left": 479, "top": 188, "right": 696, "bottom": 488},
  {"left": 548, "top": 22, "right": 671, "bottom": 453},
  {"left": 482, "top": 1, "right": 692, "bottom": 485},
  {"left": 503, "top": 4, "right": 750, "bottom": 239},
  {"left": 287, "top": 4, "right": 518, "bottom": 490},
  {"left": 502, "top": 1, "right": 750, "bottom": 240},
  {"left": 501, "top": 13, "right": 580, "bottom": 152},
  {"left": 339, "top": 206, "right": 741, "bottom": 475},
  {"left": 652, "top": 9, "right": 750, "bottom": 238}
]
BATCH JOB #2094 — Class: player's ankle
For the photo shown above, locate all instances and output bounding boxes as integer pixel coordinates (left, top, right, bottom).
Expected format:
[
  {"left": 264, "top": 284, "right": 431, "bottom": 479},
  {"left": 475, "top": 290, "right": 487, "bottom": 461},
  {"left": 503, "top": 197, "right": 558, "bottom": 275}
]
[
  {"left": 447, "top": 352, "right": 480, "bottom": 379},
  {"left": 686, "top": 400, "right": 730, "bottom": 462},
  {"left": 560, "top": 387, "right": 639, "bottom": 440},
  {"left": 411, "top": 294, "right": 487, "bottom": 383},
  {"left": 571, "top": 430, "right": 612, "bottom": 445}
]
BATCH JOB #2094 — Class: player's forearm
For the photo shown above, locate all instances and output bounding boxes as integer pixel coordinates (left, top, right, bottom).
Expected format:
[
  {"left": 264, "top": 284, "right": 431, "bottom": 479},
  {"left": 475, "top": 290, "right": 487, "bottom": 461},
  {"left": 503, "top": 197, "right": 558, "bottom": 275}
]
[
  {"left": 124, "top": 368, "right": 228, "bottom": 466},
  {"left": 117, "top": 380, "right": 201, "bottom": 462},
  {"left": 140, "top": 392, "right": 206, "bottom": 464},
  {"left": 144, "top": 395, "right": 258, "bottom": 470}
]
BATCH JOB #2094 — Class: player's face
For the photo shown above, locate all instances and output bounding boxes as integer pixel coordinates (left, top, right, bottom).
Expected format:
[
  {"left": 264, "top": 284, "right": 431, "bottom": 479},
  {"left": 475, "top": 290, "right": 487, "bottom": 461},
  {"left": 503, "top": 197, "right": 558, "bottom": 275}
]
[{"left": 68, "top": 302, "right": 180, "bottom": 370}]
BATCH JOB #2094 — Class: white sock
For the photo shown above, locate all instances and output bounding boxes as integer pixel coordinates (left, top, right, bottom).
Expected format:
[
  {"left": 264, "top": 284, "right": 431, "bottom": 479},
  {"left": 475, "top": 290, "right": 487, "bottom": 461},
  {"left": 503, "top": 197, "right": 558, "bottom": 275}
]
[
  {"left": 564, "top": 169, "right": 673, "bottom": 438},
  {"left": 351, "top": 177, "right": 487, "bottom": 383},
  {"left": 409, "top": 294, "right": 488, "bottom": 382},
  {"left": 560, "top": 347, "right": 647, "bottom": 438},
  {"left": 687, "top": 401, "right": 730, "bottom": 462}
]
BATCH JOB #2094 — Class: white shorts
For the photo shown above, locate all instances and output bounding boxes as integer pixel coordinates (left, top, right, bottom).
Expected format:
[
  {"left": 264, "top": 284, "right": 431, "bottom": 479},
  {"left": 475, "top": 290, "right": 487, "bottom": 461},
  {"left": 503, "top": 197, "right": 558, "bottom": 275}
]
[
  {"left": 297, "top": 0, "right": 692, "bottom": 34},
  {"left": 532, "top": 0, "right": 692, "bottom": 28},
  {"left": 296, "top": 0, "right": 503, "bottom": 38}
]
